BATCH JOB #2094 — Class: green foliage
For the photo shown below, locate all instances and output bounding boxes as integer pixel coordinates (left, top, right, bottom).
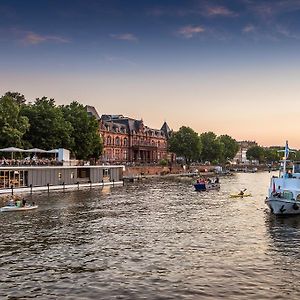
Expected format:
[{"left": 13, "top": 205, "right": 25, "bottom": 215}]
[
  {"left": 61, "top": 101, "right": 103, "bottom": 160},
  {"left": 218, "top": 134, "right": 239, "bottom": 161},
  {"left": 159, "top": 159, "right": 168, "bottom": 166},
  {"left": 246, "top": 146, "right": 265, "bottom": 163},
  {"left": 4, "top": 91, "right": 26, "bottom": 105},
  {"left": 0, "top": 95, "right": 29, "bottom": 148},
  {"left": 168, "top": 126, "right": 201, "bottom": 165},
  {"left": 20, "top": 97, "right": 74, "bottom": 150},
  {"left": 264, "top": 148, "right": 281, "bottom": 163},
  {"left": 200, "top": 132, "right": 224, "bottom": 163}
]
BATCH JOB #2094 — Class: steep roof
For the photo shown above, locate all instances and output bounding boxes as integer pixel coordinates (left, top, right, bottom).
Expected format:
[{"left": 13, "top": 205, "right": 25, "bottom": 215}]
[
  {"left": 100, "top": 115, "right": 166, "bottom": 136},
  {"left": 86, "top": 105, "right": 100, "bottom": 120},
  {"left": 161, "top": 121, "right": 171, "bottom": 134}
]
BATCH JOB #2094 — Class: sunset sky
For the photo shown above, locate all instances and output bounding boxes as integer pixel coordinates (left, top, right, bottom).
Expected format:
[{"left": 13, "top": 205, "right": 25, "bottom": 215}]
[{"left": 1, "top": 0, "right": 300, "bottom": 148}]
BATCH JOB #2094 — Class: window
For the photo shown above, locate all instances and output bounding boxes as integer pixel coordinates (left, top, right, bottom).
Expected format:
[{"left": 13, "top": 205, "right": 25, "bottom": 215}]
[
  {"left": 116, "top": 137, "right": 120, "bottom": 146},
  {"left": 283, "top": 190, "right": 293, "bottom": 200},
  {"left": 124, "top": 138, "right": 128, "bottom": 146},
  {"left": 107, "top": 136, "right": 112, "bottom": 145}
]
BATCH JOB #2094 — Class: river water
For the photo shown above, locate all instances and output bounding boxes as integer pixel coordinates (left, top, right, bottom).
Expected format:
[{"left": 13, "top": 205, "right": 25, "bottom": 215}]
[{"left": 1, "top": 172, "right": 300, "bottom": 299}]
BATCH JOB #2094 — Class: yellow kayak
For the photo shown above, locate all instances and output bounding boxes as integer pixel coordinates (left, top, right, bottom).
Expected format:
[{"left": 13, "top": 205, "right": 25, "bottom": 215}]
[{"left": 230, "top": 193, "right": 252, "bottom": 198}]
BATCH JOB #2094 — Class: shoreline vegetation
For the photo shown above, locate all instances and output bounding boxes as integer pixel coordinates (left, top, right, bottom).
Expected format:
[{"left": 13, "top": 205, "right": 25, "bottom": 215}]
[{"left": 123, "top": 163, "right": 270, "bottom": 181}]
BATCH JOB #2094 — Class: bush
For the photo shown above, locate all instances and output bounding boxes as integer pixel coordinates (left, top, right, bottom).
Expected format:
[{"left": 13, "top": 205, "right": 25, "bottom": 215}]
[{"left": 159, "top": 159, "right": 168, "bottom": 166}]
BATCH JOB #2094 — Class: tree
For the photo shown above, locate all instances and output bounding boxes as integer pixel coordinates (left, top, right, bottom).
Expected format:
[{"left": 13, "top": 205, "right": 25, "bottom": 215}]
[
  {"left": 218, "top": 134, "right": 239, "bottom": 162},
  {"left": 0, "top": 95, "right": 29, "bottom": 148},
  {"left": 168, "top": 126, "right": 201, "bottom": 165},
  {"left": 61, "top": 101, "right": 103, "bottom": 159},
  {"left": 264, "top": 148, "right": 281, "bottom": 163},
  {"left": 246, "top": 146, "right": 265, "bottom": 163},
  {"left": 200, "top": 132, "right": 223, "bottom": 163},
  {"left": 4, "top": 91, "right": 26, "bottom": 105},
  {"left": 21, "top": 97, "right": 73, "bottom": 150}
]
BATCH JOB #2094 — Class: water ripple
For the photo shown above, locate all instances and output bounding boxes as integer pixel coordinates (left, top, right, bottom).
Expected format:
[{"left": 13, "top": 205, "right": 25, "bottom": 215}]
[{"left": 2, "top": 173, "right": 300, "bottom": 299}]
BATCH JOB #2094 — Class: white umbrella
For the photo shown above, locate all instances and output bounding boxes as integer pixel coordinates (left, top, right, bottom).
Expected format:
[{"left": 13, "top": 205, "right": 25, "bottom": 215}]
[
  {"left": 24, "top": 148, "right": 47, "bottom": 153},
  {"left": 46, "top": 149, "right": 59, "bottom": 153},
  {"left": 0, "top": 147, "right": 25, "bottom": 159},
  {"left": 0, "top": 147, "right": 25, "bottom": 152}
]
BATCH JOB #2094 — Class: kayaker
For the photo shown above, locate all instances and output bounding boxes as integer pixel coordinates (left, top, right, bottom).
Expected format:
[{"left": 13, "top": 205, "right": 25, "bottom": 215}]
[{"left": 238, "top": 189, "right": 246, "bottom": 196}]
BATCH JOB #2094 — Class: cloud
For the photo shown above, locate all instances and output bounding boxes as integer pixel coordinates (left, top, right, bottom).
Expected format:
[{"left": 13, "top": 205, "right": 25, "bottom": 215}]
[
  {"left": 22, "top": 32, "right": 69, "bottom": 45},
  {"left": 276, "top": 25, "right": 300, "bottom": 40},
  {"left": 110, "top": 33, "right": 138, "bottom": 42},
  {"left": 242, "top": 24, "right": 256, "bottom": 33},
  {"left": 9, "top": 29, "right": 70, "bottom": 45},
  {"left": 205, "top": 5, "right": 237, "bottom": 17},
  {"left": 177, "top": 25, "right": 205, "bottom": 38},
  {"left": 248, "top": 0, "right": 300, "bottom": 20}
]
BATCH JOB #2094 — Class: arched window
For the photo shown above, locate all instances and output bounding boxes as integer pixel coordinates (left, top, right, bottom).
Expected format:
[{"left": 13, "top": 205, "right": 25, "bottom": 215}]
[
  {"left": 116, "top": 137, "right": 120, "bottom": 146},
  {"left": 124, "top": 138, "right": 128, "bottom": 146},
  {"left": 107, "top": 136, "right": 112, "bottom": 145}
]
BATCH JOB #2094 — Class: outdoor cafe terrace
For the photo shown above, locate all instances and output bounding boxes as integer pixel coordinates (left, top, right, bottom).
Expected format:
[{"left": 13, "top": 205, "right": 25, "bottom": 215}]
[{"left": 0, "top": 147, "right": 61, "bottom": 167}]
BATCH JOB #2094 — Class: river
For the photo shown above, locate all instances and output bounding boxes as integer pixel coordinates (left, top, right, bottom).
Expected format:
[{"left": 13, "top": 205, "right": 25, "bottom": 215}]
[{"left": 1, "top": 172, "right": 300, "bottom": 299}]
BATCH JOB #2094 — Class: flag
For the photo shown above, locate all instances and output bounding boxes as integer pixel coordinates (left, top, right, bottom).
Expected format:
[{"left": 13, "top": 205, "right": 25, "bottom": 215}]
[{"left": 285, "top": 140, "right": 289, "bottom": 159}]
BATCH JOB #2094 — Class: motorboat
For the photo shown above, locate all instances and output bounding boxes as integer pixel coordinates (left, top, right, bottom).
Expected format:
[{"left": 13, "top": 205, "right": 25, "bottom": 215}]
[
  {"left": 194, "top": 178, "right": 220, "bottom": 191},
  {"left": 265, "top": 141, "right": 300, "bottom": 215},
  {"left": 0, "top": 202, "right": 38, "bottom": 212}
]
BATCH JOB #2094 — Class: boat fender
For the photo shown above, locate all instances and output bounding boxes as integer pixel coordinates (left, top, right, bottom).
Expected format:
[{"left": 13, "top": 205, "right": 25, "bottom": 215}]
[
  {"left": 293, "top": 203, "right": 299, "bottom": 210},
  {"left": 280, "top": 205, "right": 286, "bottom": 213}
]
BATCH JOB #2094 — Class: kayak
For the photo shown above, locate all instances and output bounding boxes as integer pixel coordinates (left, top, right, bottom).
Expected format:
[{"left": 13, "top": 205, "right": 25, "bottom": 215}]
[
  {"left": 0, "top": 205, "right": 38, "bottom": 212},
  {"left": 230, "top": 193, "right": 252, "bottom": 198}
]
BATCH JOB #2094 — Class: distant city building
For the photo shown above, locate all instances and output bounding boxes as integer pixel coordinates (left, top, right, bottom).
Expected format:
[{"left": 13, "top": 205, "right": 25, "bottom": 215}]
[
  {"left": 233, "top": 140, "right": 258, "bottom": 164},
  {"left": 87, "top": 107, "right": 172, "bottom": 164}
]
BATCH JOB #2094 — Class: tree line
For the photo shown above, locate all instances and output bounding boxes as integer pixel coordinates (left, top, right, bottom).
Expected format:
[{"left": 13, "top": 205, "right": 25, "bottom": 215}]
[
  {"left": 246, "top": 145, "right": 300, "bottom": 164},
  {"left": 0, "top": 92, "right": 102, "bottom": 160},
  {"left": 168, "top": 126, "right": 239, "bottom": 165}
]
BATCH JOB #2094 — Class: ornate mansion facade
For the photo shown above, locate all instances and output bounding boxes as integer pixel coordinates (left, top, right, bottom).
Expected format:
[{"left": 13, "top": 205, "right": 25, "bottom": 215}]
[{"left": 86, "top": 106, "right": 171, "bottom": 164}]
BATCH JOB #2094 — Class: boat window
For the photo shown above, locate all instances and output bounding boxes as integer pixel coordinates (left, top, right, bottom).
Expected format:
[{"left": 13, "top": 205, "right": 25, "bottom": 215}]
[
  {"left": 294, "top": 163, "right": 300, "bottom": 173},
  {"left": 283, "top": 190, "right": 293, "bottom": 200}
]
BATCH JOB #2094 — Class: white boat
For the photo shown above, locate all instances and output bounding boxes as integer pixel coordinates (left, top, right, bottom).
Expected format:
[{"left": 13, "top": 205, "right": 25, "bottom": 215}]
[
  {"left": 0, "top": 204, "right": 38, "bottom": 212},
  {"left": 265, "top": 141, "right": 300, "bottom": 215}
]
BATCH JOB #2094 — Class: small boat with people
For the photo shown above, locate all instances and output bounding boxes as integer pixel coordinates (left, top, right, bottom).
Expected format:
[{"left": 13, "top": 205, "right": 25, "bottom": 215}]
[
  {"left": 194, "top": 177, "right": 220, "bottom": 191},
  {"left": 265, "top": 141, "right": 300, "bottom": 215},
  {"left": 0, "top": 196, "right": 38, "bottom": 212}
]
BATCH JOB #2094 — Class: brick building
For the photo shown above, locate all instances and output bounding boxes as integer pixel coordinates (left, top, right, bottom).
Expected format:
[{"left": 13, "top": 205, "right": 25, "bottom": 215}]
[{"left": 86, "top": 106, "right": 171, "bottom": 164}]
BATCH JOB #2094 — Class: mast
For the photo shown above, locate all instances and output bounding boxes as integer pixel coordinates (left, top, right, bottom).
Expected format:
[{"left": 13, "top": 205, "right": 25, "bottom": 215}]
[{"left": 283, "top": 140, "right": 288, "bottom": 176}]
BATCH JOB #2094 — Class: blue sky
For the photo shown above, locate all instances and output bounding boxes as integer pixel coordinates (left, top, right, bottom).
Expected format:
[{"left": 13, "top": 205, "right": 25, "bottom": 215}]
[{"left": 1, "top": 0, "right": 300, "bottom": 147}]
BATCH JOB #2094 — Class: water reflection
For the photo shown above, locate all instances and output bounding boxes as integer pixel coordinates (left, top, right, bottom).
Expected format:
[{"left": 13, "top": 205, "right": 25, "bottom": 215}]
[{"left": 2, "top": 173, "right": 300, "bottom": 299}]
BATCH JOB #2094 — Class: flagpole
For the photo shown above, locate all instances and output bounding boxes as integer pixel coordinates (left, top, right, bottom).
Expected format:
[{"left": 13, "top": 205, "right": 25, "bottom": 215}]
[{"left": 283, "top": 140, "right": 288, "bottom": 177}]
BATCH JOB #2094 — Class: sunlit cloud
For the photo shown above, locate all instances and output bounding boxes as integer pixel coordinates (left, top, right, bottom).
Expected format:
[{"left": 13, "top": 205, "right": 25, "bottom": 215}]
[
  {"left": 205, "top": 5, "right": 237, "bottom": 17},
  {"left": 110, "top": 33, "right": 138, "bottom": 42},
  {"left": 242, "top": 24, "right": 256, "bottom": 33},
  {"left": 22, "top": 32, "right": 69, "bottom": 45},
  {"left": 9, "top": 29, "right": 70, "bottom": 45},
  {"left": 177, "top": 25, "right": 205, "bottom": 38}
]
